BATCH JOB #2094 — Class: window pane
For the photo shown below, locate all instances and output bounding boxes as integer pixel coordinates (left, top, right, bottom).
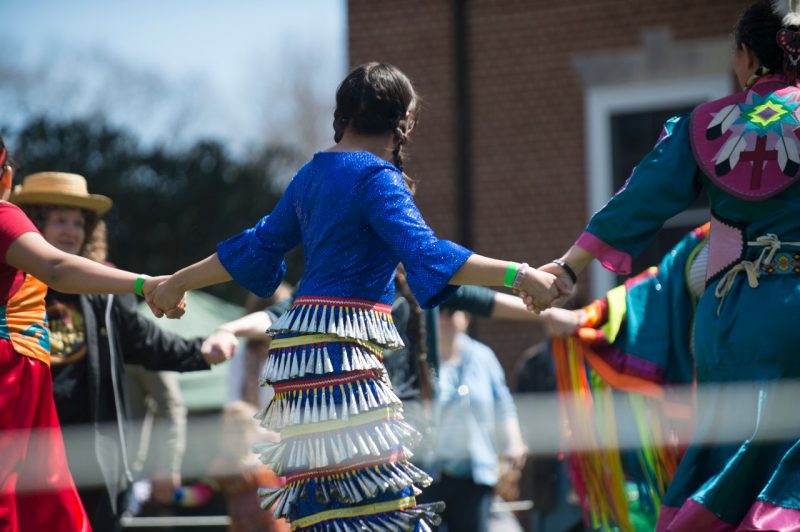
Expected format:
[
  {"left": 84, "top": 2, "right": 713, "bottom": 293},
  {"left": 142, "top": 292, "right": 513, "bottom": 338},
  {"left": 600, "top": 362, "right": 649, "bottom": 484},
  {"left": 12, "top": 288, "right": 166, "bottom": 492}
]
[{"left": 610, "top": 106, "right": 709, "bottom": 278}]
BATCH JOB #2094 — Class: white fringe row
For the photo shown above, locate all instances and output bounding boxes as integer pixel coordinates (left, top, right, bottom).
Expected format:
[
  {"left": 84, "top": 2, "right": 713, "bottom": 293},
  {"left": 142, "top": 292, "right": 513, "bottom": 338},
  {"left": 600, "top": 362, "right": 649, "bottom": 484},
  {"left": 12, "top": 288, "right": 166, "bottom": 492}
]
[
  {"left": 252, "top": 416, "right": 419, "bottom": 476},
  {"left": 261, "top": 341, "right": 384, "bottom": 384},
  {"left": 256, "top": 374, "right": 402, "bottom": 431},
  {"left": 269, "top": 300, "right": 404, "bottom": 349},
  {"left": 257, "top": 459, "right": 432, "bottom": 517},
  {"left": 288, "top": 502, "right": 444, "bottom": 532}
]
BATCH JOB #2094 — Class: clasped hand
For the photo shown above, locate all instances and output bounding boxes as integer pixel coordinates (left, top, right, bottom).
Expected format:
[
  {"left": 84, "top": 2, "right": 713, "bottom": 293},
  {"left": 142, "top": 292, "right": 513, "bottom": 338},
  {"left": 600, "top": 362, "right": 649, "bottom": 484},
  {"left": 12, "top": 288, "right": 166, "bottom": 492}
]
[
  {"left": 515, "top": 262, "right": 575, "bottom": 313},
  {"left": 141, "top": 275, "right": 187, "bottom": 320}
]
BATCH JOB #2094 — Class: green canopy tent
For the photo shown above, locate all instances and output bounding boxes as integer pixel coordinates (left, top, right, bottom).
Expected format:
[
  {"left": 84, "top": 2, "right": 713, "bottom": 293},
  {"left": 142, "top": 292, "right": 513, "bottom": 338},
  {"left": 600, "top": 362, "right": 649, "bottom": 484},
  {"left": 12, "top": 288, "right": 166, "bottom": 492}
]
[{"left": 137, "top": 290, "right": 243, "bottom": 412}]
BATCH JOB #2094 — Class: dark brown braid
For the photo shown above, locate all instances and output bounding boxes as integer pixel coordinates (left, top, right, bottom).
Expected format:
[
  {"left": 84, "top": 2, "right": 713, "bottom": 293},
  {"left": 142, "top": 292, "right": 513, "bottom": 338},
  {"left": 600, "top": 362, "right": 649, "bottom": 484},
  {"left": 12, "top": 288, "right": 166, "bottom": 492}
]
[{"left": 394, "top": 265, "right": 433, "bottom": 403}]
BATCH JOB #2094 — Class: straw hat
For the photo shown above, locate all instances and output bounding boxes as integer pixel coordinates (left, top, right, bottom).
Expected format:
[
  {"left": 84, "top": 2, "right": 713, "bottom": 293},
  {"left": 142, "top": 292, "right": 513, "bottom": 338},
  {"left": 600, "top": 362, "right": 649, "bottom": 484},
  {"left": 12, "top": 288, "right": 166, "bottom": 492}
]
[{"left": 10, "top": 172, "right": 113, "bottom": 215}]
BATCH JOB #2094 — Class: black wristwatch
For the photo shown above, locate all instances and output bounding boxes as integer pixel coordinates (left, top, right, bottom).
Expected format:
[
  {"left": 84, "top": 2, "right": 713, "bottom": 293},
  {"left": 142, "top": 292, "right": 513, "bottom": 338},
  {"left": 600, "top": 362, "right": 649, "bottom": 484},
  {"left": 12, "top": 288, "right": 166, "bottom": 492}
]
[{"left": 550, "top": 259, "right": 578, "bottom": 284}]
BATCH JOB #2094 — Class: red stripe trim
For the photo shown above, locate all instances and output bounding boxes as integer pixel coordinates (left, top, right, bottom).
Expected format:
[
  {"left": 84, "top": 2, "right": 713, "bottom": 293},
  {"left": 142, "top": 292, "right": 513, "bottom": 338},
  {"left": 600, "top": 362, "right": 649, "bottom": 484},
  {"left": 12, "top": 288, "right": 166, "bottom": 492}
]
[
  {"left": 272, "top": 369, "right": 383, "bottom": 393},
  {"left": 293, "top": 296, "right": 392, "bottom": 313},
  {"left": 284, "top": 451, "right": 404, "bottom": 483}
]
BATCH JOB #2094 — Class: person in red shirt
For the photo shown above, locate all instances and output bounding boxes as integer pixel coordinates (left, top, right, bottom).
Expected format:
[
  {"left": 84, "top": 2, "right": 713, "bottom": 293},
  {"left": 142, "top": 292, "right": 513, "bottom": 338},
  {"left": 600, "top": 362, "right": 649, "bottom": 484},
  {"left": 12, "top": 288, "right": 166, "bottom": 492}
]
[{"left": 0, "top": 135, "right": 181, "bottom": 531}]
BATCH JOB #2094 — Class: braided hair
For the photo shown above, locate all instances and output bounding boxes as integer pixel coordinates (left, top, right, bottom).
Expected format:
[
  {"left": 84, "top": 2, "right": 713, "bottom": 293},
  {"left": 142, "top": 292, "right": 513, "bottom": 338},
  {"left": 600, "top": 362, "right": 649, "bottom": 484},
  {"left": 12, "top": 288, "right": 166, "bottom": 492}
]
[
  {"left": 333, "top": 62, "right": 419, "bottom": 191},
  {"left": 394, "top": 265, "right": 433, "bottom": 402}
]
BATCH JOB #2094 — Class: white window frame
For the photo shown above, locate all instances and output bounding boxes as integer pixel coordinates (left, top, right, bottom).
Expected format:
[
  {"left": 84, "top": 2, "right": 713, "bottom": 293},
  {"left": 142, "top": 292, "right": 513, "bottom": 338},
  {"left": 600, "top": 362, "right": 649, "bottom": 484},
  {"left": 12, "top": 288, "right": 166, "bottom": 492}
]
[{"left": 583, "top": 75, "right": 732, "bottom": 298}]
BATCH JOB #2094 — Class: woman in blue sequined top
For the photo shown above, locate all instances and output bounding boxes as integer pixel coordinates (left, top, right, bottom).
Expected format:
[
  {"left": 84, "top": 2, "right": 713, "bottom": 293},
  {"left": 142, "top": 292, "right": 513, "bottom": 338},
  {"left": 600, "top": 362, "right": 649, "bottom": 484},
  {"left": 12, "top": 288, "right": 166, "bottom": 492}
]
[{"left": 149, "top": 63, "right": 560, "bottom": 531}]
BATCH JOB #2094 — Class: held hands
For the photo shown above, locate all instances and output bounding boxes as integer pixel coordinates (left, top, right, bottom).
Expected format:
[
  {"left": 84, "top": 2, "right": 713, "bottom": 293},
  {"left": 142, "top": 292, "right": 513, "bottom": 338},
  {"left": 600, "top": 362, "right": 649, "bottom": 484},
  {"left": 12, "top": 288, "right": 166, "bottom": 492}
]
[
  {"left": 142, "top": 275, "right": 187, "bottom": 319},
  {"left": 518, "top": 262, "right": 576, "bottom": 312},
  {"left": 200, "top": 329, "right": 239, "bottom": 365},
  {"left": 541, "top": 307, "right": 586, "bottom": 337},
  {"left": 515, "top": 267, "right": 570, "bottom": 313}
]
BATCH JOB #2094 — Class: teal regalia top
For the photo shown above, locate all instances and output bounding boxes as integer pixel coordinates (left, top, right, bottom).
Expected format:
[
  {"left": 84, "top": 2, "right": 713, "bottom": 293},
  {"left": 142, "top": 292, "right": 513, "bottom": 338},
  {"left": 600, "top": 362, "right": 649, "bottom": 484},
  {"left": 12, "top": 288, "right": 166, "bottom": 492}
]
[{"left": 576, "top": 76, "right": 800, "bottom": 530}]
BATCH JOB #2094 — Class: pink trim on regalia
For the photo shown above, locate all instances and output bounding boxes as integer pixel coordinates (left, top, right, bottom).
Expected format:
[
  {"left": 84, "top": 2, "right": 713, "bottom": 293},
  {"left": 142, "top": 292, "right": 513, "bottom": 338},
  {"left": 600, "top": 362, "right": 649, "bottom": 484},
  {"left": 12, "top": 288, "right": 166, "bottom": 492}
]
[
  {"left": 739, "top": 500, "right": 800, "bottom": 531},
  {"left": 575, "top": 231, "right": 632, "bottom": 275},
  {"left": 658, "top": 499, "right": 800, "bottom": 531},
  {"left": 657, "top": 500, "right": 735, "bottom": 531}
]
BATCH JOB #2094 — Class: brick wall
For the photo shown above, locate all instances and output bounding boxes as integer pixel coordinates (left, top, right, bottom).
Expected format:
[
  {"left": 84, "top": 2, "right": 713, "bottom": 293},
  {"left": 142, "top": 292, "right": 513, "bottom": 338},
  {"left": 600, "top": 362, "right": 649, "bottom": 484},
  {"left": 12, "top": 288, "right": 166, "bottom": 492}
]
[{"left": 349, "top": 0, "right": 749, "bottom": 380}]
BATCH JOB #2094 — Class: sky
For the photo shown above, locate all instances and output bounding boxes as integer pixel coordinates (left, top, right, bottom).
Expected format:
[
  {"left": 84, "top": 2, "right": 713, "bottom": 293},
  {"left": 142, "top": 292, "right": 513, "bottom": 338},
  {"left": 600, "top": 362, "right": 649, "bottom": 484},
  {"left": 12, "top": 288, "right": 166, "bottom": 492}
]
[{"left": 1, "top": 0, "right": 348, "bottom": 154}]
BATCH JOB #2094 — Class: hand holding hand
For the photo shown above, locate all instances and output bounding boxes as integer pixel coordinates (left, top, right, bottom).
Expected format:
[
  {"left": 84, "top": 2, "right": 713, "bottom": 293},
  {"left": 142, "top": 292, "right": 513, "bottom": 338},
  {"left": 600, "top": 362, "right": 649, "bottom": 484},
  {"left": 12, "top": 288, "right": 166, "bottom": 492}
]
[
  {"left": 538, "top": 261, "right": 575, "bottom": 307},
  {"left": 200, "top": 329, "right": 239, "bottom": 365},
  {"left": 517, "top": 268, "right": 560, "bottom": 313},
  {"left": 145, "top": 275, "right": 187, "bottom": 319},
  {"left": 541, "top": 307, "right": 586, "bottom": 337}
]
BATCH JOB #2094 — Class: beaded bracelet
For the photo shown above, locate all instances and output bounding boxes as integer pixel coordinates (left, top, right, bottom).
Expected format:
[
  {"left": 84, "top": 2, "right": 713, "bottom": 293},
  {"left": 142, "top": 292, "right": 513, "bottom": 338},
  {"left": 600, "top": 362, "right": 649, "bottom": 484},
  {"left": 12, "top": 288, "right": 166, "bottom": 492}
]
[{"left": 512, "top": 263, "right": 529, "bottom": 291}]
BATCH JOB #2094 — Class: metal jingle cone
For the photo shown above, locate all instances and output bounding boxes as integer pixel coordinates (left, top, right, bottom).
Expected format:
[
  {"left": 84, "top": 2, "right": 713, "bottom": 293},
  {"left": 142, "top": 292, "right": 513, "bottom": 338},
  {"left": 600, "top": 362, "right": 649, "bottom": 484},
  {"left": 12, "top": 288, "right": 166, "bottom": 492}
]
[
  {"left": 364, "top": 465, "right": 389, "bottom": 491},
  {"left": 314, "top": 344, "right": 324, "bottom": 374},
  {"left": 347, "top": 470, "right": 367, "bottom": 500},
  {"left": 356, "top": 381, "right": 370, "bottom": 412},
  {"left": 315, "top": 477, "right": 332, "bottom": 505},
  {"left": 385, "top": 464, "right": 409, "bottom": 490},
  {"left": 382, "top": 513, "right": 405, "bottom": 532},
  {"left": 377, "top": 466, "right": 399, "bottom": 492},
  {"left": 298, "top": 347, "right": 307, "bottom": 377},
  {"left": 291, "top": 395, "right": 301, "bottom": 426},
  {"left": 289, "top": 352, "right": 299, "bottom": 378},
  {"left": 323, "top": 344, "right": 334, "bottom": 373},
  {"left": 347, "top": 383, "right": 360, "bottom": 415},
  {"left": 257, "top": 486, "right": 284, "bottom": 510},
  {"left": 381, "top": 423, "right": 401, "bottom": 447},
  {"left": 343, "top": 431, "right": 359, "bottom": 456},
  {"left": 329, "top": 389, "right": 338, "bottom": 420},
  {"left": 329, "top": 432, "right": 344, "bottom": 463},
  {"left": 389, "top": 462, "right": 414, "bottom": 486},
  {"left": 341, "top": 343, "right": 352, "bottom": 371},
  {"left": 272, "top": 489, "right": 293, "bottom": 518},
  {"left": 364, "top": 431, "right": 381, "bottom": 456},
  {"left": 353, "top": 468, "right": 379, "bottom": 498},
  {"left": 353, "top": 429, "right": 371, "bottom": 456},
  {"left": 319, "top": 386, "right": 332, "bottom": 421},
  {"left": 303, "top": 393, "right": 312, "bottom": 424},
  {"left": 307, "top": 388, "right": 319, "bottom": 423},
  {"left": 334, "top": 475, "right": 355, "bottom": 504},
  {"left": 372, "top": 425, "right": 391, "bottom": 451},
  {"left": 364, "top": 382, "right": 380, "bottom": 409}
]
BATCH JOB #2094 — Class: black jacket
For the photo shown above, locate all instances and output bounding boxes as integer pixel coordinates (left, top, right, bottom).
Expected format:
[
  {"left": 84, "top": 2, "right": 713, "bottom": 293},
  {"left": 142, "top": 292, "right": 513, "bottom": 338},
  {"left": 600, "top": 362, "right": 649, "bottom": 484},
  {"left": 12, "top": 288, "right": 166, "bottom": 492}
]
[{"left": 56, "top": 292, "right": 208, "bottom": 516}]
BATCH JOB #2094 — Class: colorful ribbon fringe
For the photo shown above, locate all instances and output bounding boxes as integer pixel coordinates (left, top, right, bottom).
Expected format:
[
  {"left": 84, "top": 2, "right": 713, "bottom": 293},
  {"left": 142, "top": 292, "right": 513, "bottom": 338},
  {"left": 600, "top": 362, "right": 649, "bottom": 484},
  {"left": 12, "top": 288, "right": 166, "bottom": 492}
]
[{"left": 551, "top": 337, "right": 680, "bottom": 532}]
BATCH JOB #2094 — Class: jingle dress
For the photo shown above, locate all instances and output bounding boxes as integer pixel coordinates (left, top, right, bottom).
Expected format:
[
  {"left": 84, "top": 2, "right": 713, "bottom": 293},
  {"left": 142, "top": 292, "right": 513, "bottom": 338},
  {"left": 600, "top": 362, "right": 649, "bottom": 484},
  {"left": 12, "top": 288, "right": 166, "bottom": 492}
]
[
  {"left": 216, "top": 152, "right": 472, "bottom": 531},
  {"left": 576, "top": 75, "right": 800, "bottom": 530}
]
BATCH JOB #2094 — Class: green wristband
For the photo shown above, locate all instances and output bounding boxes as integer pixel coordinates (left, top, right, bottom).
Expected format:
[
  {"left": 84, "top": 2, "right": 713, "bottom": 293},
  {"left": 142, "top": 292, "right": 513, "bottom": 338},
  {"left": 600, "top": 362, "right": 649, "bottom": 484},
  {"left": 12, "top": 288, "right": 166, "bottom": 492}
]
[
  {"left": 504, "top": 262, "right": 520, "bottom": 288},
  {"left": 134, "top": 276, "right": 146, "bottom": 297}
]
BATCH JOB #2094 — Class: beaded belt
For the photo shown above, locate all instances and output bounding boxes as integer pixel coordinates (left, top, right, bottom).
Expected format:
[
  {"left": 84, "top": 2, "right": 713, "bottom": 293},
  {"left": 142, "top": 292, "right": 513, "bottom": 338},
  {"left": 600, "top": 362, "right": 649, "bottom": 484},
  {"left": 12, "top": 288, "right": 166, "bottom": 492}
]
[{"left": 714, "top": 234, "right": 800, "bottom": 314}]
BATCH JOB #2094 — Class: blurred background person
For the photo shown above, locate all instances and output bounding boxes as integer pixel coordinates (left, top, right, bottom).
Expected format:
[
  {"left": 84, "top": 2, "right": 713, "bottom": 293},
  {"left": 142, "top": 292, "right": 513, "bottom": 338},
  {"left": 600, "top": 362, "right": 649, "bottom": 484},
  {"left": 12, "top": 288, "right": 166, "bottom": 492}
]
[
  {"left": 207, "top": 401, "right": 288, "bottom": 532},
  {"left": 11, "top": 171, "right": 232, "bottom": 531},
  {"left": 419, "top": 308, "right": 527, "bottom": 532},
  {"left": 124, "top": 368, "right": 188, "bottom": 507}
]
